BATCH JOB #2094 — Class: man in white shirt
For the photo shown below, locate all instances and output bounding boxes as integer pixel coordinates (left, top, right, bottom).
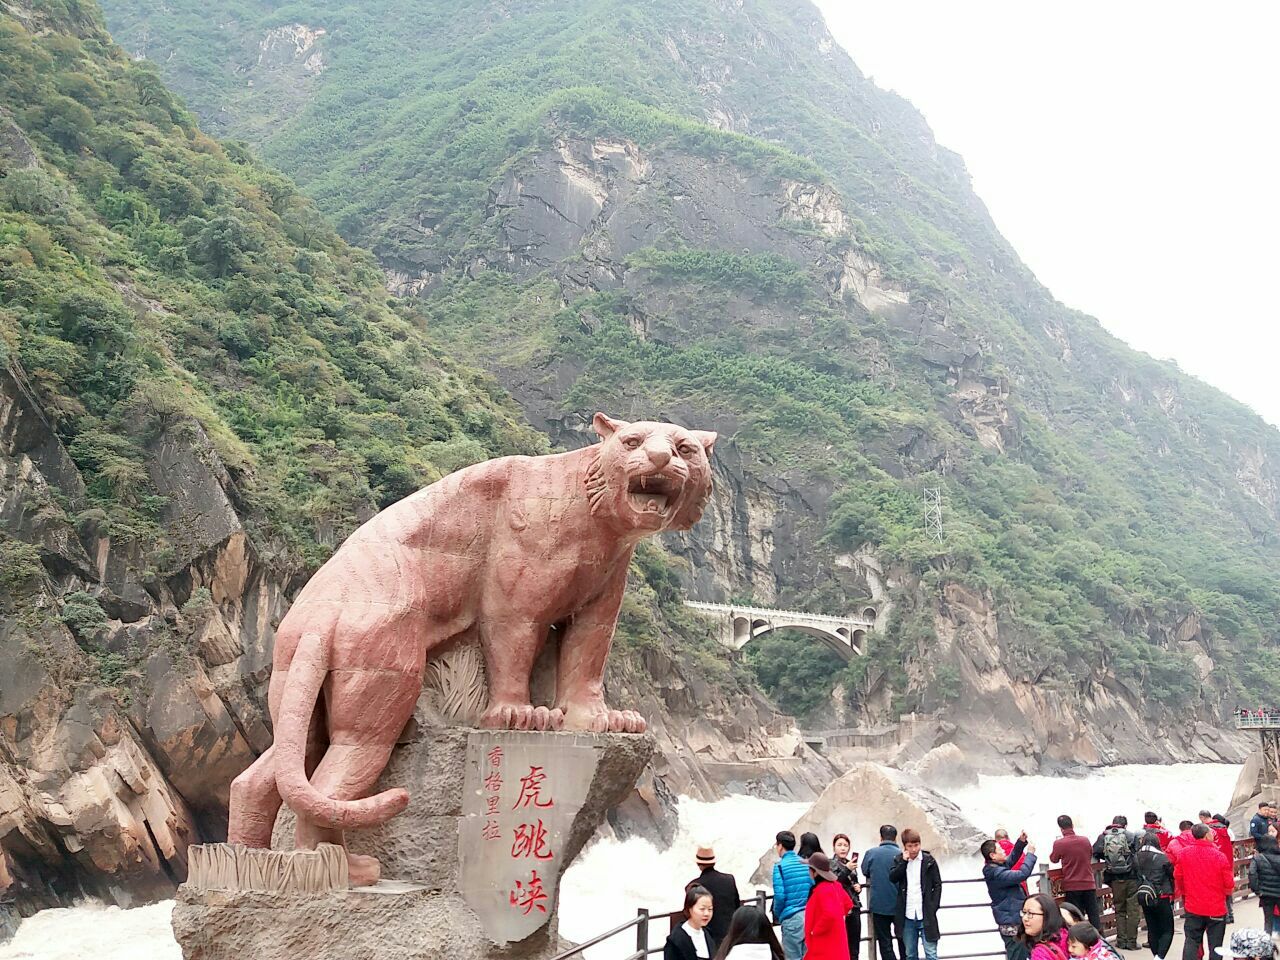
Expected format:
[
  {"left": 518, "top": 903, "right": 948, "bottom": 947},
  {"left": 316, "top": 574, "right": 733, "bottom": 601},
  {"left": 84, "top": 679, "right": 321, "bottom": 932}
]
[{"left": 889, "top": 828, "right": 943, "bottom": 960}]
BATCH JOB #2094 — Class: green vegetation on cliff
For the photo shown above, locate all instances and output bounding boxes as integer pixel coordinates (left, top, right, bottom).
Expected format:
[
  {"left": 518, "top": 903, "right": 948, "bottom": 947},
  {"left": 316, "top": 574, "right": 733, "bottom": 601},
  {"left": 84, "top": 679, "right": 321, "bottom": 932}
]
[
  {"left": 30, "top": 0, "right": 1280, "bottom": 725},
  {"left": 0, "top": 0, "right": 544, "bottom": 570}
]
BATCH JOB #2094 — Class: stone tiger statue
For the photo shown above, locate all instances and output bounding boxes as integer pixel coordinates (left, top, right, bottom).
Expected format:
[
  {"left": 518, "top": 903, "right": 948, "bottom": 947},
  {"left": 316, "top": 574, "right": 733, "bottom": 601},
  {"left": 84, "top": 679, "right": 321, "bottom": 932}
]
[{"left": 228, "top": 413, "right": 716, "bottom": 883}]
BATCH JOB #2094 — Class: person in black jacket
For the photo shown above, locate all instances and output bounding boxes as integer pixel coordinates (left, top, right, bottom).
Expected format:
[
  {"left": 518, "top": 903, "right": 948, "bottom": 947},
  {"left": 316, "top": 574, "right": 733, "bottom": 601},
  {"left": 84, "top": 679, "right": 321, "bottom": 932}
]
[
  {"left": 889, "top": 829, "right": 943, "bottom": 960},
  {"left": 688, "top": 844, "right": 742, "bottom": 945},
  {"left": 666, "top": 886, "right": 718, "bottom": 960},
  {"left": 833, "top": 832, "right": 864, "bottom": 960},
  {"left": 1135, "top": 829, "right": 1175, "bottom": 960},
  {"left": 1248, "top": 833, "right": 1280, "bottom": 937}
]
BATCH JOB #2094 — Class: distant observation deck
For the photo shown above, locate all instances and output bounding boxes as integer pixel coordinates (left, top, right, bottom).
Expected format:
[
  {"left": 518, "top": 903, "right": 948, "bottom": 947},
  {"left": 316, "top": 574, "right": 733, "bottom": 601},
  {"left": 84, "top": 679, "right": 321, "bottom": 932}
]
[{"left": 1236, "top": 710, "right": 1280, "bottom": 791}]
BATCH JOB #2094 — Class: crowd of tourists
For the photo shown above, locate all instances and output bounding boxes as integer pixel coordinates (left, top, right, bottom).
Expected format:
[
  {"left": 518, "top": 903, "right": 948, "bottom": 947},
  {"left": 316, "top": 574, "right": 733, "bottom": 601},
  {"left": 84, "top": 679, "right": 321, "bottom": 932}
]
[
  {"left": 665, "top": 802, "right": 1280, "bottom": 960},
  {"left": 1235, "top": 711, "right": 1280, "bottom": 724}
]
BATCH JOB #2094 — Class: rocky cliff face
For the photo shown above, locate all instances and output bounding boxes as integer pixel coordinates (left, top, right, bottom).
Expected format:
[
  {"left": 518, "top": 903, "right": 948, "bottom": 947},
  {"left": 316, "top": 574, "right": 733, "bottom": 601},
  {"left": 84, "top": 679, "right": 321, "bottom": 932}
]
[
  {"left": 0, "top": 362, "right": 270, "bottom": 916},
  {"left": 918, "top": 582, "right": 1249, "bottom": 771}
]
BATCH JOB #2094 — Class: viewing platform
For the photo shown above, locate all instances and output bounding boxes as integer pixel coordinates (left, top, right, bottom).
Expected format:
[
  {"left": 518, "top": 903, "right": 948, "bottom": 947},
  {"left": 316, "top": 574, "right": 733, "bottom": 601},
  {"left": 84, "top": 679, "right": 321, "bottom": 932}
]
[{"left": 1235, "top": 711, "right": 1280, "bottom": 793}]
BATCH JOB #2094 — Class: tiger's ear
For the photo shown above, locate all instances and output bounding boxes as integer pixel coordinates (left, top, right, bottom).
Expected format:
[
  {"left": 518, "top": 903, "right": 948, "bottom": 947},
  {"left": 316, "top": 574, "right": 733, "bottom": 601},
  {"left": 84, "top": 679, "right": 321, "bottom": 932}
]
[
  {"left": 593, "top": 412, "right": 628, "bottom": 440},
  {"left": 692, "top": 430, "right": 717, "bottom": 456}
]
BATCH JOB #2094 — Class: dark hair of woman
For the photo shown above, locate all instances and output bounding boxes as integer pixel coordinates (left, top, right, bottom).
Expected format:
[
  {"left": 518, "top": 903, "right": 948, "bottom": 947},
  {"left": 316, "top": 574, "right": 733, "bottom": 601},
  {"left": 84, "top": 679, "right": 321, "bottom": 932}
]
[
  {"left": 832, "top": 832, "right": 851, "bottom": 849},
  {"left": 798, "top": 832, "right": 823, "bottom": 859},
  {"left": 683, "top": 885, "right": 713, "bottom": 920},
  {"left": 1016, "top": 892, "right": 1065, "bottom": 946},
  {"left": 1068, "top": 923, "right": 1101, "bottom": 949},
  {"left": 1259, "top": 833, "right": 1279, "bottom": 853},
  {"left": 712, "top": 906, "right": 784, "bottom": 960}
]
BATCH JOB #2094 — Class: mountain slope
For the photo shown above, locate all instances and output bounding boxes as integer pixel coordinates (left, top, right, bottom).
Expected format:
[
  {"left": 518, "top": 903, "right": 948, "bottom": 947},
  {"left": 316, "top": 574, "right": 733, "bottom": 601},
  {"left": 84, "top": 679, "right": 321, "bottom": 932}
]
[
  {"left": 0, "top": 0, "right": 541, "bottom": 912},
  {"left": 1, "top": 0, "right": 809, "bottom": 918},
  {"left": 95, "top": 0, "right": 1280, "bottom": 754}
]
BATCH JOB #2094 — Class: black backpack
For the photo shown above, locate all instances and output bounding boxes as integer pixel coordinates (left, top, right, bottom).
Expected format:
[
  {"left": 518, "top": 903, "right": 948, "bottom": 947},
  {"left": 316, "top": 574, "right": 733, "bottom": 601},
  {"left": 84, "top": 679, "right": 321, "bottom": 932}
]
[{"left": 1136, "top": 879, "right": 1159, "bottom": 906}]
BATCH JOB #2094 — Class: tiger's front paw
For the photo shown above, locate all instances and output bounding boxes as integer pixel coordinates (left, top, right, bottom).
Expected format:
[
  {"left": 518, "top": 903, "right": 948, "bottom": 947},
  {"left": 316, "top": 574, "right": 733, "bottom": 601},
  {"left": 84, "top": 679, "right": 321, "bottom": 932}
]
[
  {"left": 480, "top": 703, "right": 564, "bottom": 731},
  {"left": 560, "top": 700, "right": 646, "bottom": 734}
]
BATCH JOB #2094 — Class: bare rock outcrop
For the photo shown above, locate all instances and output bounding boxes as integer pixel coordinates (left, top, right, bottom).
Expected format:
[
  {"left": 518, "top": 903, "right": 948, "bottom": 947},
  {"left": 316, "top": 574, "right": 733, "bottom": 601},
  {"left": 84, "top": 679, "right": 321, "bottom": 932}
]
[
  {"left": 1227, "top": 748, "right": 1277, "bottom": 830},
  {"left": 0, "top": 361, "right": 277, "bottom": 915},
  {"left": 888, "top": 582, "right": 1251, "bottom": 773},
  {"left": 750, "top": 762, "right": 986, "bottom": 884},
  {"left": 905, "top": 743, "right": 978, "bottom": 789},
  {"left": 0, "top": 618, "right": 196, "bottom": 910}
]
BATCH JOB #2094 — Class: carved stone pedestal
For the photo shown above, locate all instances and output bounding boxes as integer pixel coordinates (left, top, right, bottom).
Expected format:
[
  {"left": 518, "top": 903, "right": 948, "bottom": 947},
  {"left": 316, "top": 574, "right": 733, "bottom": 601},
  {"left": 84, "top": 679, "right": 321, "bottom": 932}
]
[
  {"left": 172, "top": 728, "right": 652, "bottom": 960},
  {"left": 173, "top": 884, "right": 540, "bottom": 960}
]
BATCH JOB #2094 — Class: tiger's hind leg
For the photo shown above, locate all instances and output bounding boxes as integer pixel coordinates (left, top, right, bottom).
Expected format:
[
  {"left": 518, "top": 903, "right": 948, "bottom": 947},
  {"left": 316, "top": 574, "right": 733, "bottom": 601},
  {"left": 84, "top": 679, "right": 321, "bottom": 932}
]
[
  {"left": 293, "top": 666, "right": 421, "bottom": 885},
  {"left": 227, "top": 746, "right": 281, "bottom": 848}
]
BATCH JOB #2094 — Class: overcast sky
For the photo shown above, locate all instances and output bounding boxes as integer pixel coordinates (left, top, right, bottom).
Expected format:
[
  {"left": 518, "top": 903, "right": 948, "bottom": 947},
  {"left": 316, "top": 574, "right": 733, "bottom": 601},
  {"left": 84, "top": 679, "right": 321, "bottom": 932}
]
[{"left": 814, "top": 1, "right": 1280, "bottom": 427}]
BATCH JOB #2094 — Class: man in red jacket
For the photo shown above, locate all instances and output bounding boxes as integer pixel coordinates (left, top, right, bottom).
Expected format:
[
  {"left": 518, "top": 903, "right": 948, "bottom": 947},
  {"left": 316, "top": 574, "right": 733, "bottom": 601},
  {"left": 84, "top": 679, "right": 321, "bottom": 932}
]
[
  {"left": 1168, "top": 821, "right": 1196, "bottom": 861},
  {"left": 1201, "top": 810, "right": 1237, "bottom": 920},
  {"left": 1144, "top": 811, "right": 1172, "bottom": 850},
  {"left": 1200, "top": 810, "right": 1235, "bottom": 862},
  {"left": 1175, "top": 823, "right": 1235, "bottom": 960}
]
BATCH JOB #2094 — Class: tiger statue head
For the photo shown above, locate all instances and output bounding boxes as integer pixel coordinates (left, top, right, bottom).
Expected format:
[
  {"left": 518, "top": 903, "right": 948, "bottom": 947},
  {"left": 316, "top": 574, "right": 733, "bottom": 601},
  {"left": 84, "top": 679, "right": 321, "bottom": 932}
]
[{"left": 584, "top": 413, "right": 717, "bottom": 535}]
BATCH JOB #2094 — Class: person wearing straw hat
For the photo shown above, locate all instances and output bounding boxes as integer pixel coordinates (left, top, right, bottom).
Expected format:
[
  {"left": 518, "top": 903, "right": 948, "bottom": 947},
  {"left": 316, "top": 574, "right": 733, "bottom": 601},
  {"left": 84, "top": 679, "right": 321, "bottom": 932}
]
[
  {"left": 688, "top": 842, "right": 742, "bottom": 944},
  {"left": 1214, "top": 930, "right": 1276, "bottom": 960}
]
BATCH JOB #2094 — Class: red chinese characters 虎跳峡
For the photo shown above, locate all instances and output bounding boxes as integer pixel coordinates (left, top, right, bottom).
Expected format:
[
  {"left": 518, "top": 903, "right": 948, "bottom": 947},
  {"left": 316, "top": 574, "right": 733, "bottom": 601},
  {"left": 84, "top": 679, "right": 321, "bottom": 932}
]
[
  {"left": 512, "top": 764, "right": 554, "bottom": 810},
  {"left": 511, "top": 818, "right": 553, "bottom": 861},
  {"left": 509, "top": 869, "right": 548, "bottom": 915}
]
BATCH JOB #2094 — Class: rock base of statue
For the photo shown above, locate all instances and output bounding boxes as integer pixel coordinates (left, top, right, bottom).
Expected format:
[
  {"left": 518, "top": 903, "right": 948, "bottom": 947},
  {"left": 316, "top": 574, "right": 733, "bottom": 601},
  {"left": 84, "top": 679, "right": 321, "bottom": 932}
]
[{"left": 172, "top": 728, "right": 653, "bottom": 960}]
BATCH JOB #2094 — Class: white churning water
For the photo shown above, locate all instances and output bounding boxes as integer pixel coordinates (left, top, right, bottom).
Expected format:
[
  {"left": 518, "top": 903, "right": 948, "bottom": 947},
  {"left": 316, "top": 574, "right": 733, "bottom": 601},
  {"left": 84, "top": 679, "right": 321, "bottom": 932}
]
[
  {"left": 0, "top": 763, "right": 1241, "bottom": 960},
  {"left": 0, "top": 900, "right": 179, "bottom": 960},
  {"left": 557, "top": 762, "right": 1242, "bottom": 959}
]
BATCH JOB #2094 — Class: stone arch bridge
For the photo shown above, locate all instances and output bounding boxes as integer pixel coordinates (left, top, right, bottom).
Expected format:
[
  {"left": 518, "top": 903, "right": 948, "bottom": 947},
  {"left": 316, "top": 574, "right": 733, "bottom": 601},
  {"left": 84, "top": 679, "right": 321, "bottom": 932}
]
[{"left": 683, "top": 600, "right": 877, "bottom": 661}]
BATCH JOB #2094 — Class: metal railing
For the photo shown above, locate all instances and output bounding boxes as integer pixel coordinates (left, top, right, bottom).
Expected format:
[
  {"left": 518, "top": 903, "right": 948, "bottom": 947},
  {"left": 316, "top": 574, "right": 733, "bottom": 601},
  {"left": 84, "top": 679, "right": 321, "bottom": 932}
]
[
  {"left": 1235, "top": 712, "right": 1280, "bottom": 728},
  {"left": 552, "top": 874, "right": 1038, "bottom": 960},
  {"left": 552, "top": 839, "right": 1258, "bottom": 960}
]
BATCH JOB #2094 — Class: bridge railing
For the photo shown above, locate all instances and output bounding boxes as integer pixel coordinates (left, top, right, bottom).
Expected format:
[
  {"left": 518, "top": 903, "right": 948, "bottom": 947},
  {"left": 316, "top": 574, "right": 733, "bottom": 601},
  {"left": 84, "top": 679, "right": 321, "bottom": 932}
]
[
  {"left": 550, "top": 839, "right": 1257, "bottom": 960},
  {"left": 1235, "top": 712, "right": 1280, "bottom": 728}
]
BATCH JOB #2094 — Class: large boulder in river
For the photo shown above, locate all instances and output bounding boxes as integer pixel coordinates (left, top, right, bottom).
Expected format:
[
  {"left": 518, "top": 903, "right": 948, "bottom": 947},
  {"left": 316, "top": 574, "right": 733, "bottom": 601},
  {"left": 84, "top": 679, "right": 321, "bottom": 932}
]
[
  {"left": 905, "top": 744, "right": 979, "bottom": 789},
  {"left": 750, "top": 762, "right": 985, "bottom": 884}
]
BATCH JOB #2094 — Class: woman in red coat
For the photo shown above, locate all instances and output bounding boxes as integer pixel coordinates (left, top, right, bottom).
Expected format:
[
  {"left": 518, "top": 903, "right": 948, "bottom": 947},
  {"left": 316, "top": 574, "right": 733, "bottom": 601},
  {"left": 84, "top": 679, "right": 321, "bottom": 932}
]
[{"left": 805, "top": 852, "right": 854, "bottom": 960}]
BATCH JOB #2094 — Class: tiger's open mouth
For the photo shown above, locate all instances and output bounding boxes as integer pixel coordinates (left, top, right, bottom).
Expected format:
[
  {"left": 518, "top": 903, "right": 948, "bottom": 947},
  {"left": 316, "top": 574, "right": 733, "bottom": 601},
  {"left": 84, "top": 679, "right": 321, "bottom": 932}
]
[{"left": 627, "top": 474, "right": 680, "bottom": 517}]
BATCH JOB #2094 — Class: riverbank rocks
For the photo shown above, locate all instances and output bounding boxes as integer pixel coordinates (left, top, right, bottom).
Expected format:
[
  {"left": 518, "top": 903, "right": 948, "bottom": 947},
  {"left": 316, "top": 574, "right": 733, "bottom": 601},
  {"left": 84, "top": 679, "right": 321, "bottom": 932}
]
[
  {"left": 172, "top": 728, "right": 652, "bottom": 960},
  {"left": 1227, "top": 746, "right": 1277, "bottom": 831}
]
